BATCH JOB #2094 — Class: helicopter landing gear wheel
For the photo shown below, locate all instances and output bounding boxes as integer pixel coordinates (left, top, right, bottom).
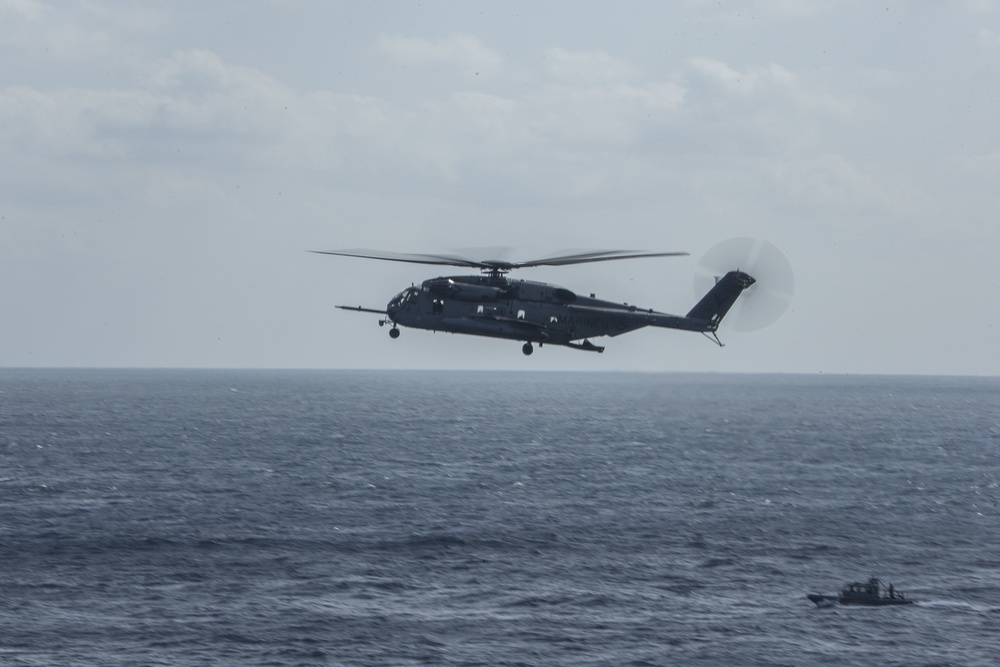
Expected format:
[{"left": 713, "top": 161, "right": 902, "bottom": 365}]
[
  {"left": 522, "top": 342, "right": 533, "bottom": 356},
  {"left": 389, "top": 327, "right": 400, "bottom": 339}
]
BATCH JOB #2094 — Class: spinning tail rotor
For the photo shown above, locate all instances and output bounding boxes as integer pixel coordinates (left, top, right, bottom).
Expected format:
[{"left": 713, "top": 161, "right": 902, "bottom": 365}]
[{"left": 694, "top": 238, "right": 794, "bottom": 332}]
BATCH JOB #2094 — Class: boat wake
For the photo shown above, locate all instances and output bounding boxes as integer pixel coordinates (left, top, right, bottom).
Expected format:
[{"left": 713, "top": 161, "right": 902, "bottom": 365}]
[{"left": 915, "top": 599, "right": 1000, "bottom": 614}]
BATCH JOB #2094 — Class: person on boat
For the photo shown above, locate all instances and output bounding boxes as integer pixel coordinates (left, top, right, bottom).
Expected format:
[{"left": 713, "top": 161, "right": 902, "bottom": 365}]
[{"left": 888, "top": 584, "right": 895, "bottom": 599}]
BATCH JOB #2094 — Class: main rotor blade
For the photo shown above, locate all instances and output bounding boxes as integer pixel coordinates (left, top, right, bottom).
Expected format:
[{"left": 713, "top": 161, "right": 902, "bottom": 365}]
[
  {"left": 311, "top": 248, "right": 689, "bottom": 270},
  {"left": 514, "top": 250, "right": 689, "bottom": 268},
  {"left": 310, "top": 249, "right": 489, "bottom": 269}
]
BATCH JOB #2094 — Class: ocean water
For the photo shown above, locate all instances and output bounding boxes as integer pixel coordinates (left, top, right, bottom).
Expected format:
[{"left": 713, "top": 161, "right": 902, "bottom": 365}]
[{"left": 1, "top": 370, "right": 999, "bottom": 666}]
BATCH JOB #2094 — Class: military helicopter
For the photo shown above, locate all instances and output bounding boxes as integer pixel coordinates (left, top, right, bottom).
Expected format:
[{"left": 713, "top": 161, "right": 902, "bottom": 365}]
[{"left": 314, "top": 239, "right": 792, "bottom": 355}]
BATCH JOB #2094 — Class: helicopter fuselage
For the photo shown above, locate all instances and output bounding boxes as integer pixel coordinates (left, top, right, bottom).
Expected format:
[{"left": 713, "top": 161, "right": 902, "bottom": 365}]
[{"left": 378, "top": 273, "right": 738, "bottom": 354}]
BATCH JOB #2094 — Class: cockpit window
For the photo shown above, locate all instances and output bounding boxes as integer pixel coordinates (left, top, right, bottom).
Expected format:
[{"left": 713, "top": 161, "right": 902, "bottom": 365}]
[{"left": 388, "top": 287, "right": 419, "bottom": 310}]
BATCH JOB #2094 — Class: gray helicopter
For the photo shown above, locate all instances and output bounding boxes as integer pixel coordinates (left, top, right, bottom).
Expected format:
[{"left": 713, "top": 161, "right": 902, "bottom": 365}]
[{"left": 315, "top": 240, "right": 792, "bottom": 355}]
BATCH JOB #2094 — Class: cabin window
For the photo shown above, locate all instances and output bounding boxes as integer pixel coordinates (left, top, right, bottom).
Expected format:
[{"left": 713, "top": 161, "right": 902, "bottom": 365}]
[{"left": 433, "top": 299, "right": 444, "bottom": 314}]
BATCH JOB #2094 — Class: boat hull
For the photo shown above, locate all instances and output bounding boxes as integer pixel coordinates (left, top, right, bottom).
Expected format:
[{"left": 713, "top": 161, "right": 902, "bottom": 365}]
[{"left": 807, "top": 593, "right": 914, "bottom": 607}]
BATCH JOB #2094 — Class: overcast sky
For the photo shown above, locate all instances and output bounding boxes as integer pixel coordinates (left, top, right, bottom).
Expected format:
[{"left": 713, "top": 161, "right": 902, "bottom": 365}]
[{"left": 2, "top": 0, "right": 999, "bottom": 374}]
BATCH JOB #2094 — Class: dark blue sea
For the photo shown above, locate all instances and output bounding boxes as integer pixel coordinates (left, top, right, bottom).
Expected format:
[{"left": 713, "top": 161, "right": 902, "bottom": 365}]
[{"left": 2, "top": 370, "right": 999, "bottom": 666}]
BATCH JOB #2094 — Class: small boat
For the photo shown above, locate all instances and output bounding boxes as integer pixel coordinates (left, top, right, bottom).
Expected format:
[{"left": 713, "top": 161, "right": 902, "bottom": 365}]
[{"left": 807, "top": 577, "right": 914, "bottom": 607}]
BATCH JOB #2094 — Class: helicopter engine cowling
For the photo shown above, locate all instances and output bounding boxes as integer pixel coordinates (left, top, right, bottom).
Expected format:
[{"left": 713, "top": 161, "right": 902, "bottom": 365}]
[{"left": 426, "top": 278, "right": 502, "bottom": 302}]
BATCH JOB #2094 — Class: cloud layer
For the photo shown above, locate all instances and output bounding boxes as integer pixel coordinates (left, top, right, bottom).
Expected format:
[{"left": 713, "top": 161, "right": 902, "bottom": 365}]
[{"left": 2, "top": 1, "right": 999, "bottom": 373}]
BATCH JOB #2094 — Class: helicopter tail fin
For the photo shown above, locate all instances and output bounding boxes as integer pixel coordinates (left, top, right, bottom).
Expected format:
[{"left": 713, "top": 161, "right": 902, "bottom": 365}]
[{"left": 686, "top": 271, "right": 755, "bottom": 327}]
